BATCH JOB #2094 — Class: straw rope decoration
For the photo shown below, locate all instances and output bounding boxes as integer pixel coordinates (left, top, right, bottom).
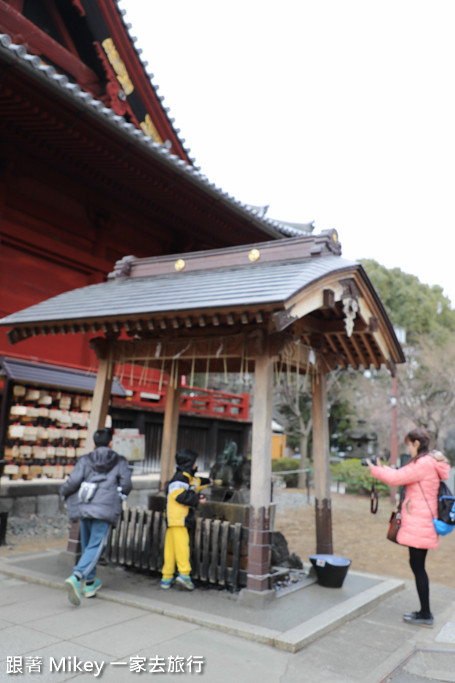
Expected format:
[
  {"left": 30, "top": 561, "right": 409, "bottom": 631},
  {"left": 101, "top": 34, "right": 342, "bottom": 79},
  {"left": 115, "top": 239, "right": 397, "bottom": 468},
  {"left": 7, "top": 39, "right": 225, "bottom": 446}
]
[
  {"left": 158, "top": 358, "right": 165, "bottom": 392},
  {"left": 205, "top": 340, "right": 211, "bottom": 389},
  {"left": 168, "top": 358, "right": 174, "bottom": 389},
  {"left": 305, "top": 345, "right": 311, "bottom": 377},
  {"left": 239, "top": 338, "right": 245, "bottom": 384},
  {"left": 173, "top": 342, "right": 191, "bottom": 360},
  {"left": 155, "top": 341, "right": 164, "bottom": 392},
  {"left": 173, "top": 358, "right": 180, "bottom": 388},
  {"left": 170, "top": 341, "right": 187, "bottom": 387},
  {"left": 129, "top": 348, "right": 136, "bottom": 386},
  {"left": 116, "top": 358, "right": 123, "bottom": 383},
  {"left": 138, "top": 346, "right": 151, "bottom": 387},
  {"left": 118, "top": 345, "right": 127, "bottom": 384},
  {"left": 190, "top": 346, "right": 196, "bottom": 388},
  {"left": 274, "top": 359, "right": 283, "bottom": 385}
]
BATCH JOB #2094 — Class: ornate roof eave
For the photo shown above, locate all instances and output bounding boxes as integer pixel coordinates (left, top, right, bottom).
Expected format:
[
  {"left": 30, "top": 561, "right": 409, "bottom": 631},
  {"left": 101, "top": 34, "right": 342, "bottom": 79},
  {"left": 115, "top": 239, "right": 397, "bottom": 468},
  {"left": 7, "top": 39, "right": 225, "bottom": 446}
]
[
  {"left": 0, "top": 0, "right": 189, "bottom": 162},
  {"left": 277, "top": 269, "right": 405, "bottom": 372},
  {"left": 0, "top": 32, "right": 300, "bottom": 242},
  {"left": 85, "top": 0, "right": 191, "bottom": 161}
]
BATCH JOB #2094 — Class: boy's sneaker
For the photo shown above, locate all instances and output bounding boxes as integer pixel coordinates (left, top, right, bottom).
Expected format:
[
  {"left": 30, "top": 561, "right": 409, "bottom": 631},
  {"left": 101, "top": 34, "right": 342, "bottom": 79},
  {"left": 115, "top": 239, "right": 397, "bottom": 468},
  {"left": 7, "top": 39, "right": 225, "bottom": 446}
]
[
  {"left": 403, "top": 611, "right": 434, "bottom": 627},
  {"left": 160, "top": 578, "right": 176, "bottom": 590},
  {"left": 176, "top": 574, "right": 194, "bottom": 591},
  {"left": 64, "top": 575, "right": 81, "bottom": 606},
  {"left": 83, "top": 578, "right": 102, "bottom": 598}
]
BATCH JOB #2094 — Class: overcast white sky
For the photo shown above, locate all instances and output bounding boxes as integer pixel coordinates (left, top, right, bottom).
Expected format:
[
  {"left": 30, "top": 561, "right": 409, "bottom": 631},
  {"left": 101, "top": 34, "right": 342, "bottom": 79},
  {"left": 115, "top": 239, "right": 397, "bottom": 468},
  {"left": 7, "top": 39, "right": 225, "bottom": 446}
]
[{"left": 120, "top": 0, "right": 455, "bottom": 306}]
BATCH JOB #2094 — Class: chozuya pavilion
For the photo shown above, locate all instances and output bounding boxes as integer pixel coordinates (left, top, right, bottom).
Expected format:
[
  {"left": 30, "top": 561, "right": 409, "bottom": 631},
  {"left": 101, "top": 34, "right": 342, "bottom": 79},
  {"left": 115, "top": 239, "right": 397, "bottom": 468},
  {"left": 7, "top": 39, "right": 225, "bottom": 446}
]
[{"left": 0, "top": 229, "right": 405, "bottom": 594}]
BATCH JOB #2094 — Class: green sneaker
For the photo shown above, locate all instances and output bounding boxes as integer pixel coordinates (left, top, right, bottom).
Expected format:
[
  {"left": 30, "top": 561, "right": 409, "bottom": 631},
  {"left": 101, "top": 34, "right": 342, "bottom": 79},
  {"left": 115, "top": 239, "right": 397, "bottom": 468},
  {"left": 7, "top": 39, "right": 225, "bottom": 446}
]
[
  {"left": 64, "top": 575, "right": 81, "bottom": 606},
  {"left": 83, "top": 578, "right": 102, "bottom": 598},
  {"left": 176, "top": 574, "right": 194, "bottom": 591},
  {"left": 160, "top": 578, "right": 175, "bottom": 590}
]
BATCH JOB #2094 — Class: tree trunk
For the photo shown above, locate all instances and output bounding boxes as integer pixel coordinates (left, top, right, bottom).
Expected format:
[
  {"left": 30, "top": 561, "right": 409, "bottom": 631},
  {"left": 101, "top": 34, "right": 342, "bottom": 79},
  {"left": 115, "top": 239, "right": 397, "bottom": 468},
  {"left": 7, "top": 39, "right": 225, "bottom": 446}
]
[{"left": 298, "top": 432, "right": 309, "bottom": 489}]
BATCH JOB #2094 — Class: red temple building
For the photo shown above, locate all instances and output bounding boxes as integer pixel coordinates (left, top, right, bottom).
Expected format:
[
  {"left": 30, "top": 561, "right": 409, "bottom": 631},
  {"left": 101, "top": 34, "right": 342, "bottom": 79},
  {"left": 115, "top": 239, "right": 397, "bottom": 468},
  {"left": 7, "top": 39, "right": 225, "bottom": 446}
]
[{"left": 0, "top": 0, "right": 308, "bottom": 474}]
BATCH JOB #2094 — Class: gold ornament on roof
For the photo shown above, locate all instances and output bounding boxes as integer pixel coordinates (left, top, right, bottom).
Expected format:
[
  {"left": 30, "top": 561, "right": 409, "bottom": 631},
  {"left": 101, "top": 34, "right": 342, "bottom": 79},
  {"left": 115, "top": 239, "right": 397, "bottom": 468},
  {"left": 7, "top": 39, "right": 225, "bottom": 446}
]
[
  {"left": 248, "top": 248, "right": 260, "bottom": 262},
  {"left": 174, "top": 259, "right": 186, "bottom": 271},
  {"left": 140, "top": 113, "right": 163, "bottom": 144},
  {"left": 101, "top": 38, "right": 134, "bottom": 95}
]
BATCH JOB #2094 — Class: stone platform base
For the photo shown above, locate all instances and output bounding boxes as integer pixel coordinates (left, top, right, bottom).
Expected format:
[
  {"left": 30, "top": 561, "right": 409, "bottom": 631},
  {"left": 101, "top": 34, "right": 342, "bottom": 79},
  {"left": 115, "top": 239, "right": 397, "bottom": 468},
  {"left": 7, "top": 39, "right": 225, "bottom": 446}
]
[{"left": 0, "top": 475, "right": 157, "bottom": 516}]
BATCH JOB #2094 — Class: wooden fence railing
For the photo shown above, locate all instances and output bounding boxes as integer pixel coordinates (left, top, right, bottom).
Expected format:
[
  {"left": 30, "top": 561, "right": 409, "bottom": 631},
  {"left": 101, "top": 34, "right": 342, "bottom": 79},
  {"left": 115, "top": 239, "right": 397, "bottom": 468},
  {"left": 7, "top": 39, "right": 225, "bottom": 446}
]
[{"left": 103, "top": 507, "right": 249, "bottom": 591}]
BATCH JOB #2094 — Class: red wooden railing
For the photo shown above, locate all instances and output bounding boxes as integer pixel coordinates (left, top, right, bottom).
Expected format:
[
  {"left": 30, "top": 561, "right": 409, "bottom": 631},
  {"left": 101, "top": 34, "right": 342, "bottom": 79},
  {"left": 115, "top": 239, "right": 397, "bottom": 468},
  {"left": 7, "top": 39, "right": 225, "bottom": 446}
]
[
  {"left": 0, "top": 352, "right": 250, "bottom": 423},
  {"left": 116, "top": 380, "right": 250, "bottom": 422}
]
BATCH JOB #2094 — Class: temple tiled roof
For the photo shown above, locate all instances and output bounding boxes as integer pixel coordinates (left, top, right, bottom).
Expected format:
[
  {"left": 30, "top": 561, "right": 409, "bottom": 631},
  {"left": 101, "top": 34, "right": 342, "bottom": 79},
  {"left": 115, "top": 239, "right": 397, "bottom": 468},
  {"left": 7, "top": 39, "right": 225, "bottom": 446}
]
[{"left": 0, "top": 28, "right": 308, "bottom": 241}]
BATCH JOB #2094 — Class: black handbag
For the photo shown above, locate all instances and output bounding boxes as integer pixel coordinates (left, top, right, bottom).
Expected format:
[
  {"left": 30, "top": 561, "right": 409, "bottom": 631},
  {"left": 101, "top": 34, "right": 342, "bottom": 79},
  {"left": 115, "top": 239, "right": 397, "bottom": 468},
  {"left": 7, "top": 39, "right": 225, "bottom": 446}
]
[
  {"left": 387, "top": 510, "right": 401, "bottom": 543},
  {"left": 387, "top": 489, "right": 404, "bottom": 543}
]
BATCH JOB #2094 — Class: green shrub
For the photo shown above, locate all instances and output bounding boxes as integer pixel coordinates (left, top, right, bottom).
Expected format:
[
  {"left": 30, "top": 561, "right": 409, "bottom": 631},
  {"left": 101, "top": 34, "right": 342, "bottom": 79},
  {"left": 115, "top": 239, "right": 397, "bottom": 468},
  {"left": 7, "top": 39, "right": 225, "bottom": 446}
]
[
  {"left": 272, "top": 458, "right": 301, "bottom": 488},
  {"left": 331, "top": 459, "right": 389, "bottom": 496}
]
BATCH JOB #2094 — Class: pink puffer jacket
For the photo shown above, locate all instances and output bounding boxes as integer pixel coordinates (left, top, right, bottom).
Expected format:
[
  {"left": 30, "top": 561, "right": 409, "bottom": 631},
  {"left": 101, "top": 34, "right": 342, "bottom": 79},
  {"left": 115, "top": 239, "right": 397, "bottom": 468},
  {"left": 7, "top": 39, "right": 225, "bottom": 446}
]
[{"left": 371, "top": 455, "right": 450, "bottom": 549}]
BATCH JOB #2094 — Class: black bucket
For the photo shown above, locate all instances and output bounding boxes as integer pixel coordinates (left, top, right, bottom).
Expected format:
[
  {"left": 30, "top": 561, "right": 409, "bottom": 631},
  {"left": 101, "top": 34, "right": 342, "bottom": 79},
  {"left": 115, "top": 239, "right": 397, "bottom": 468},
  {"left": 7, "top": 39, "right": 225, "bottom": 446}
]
[{"left": 309, "top": 554, "right": 351, "bottom": 588}]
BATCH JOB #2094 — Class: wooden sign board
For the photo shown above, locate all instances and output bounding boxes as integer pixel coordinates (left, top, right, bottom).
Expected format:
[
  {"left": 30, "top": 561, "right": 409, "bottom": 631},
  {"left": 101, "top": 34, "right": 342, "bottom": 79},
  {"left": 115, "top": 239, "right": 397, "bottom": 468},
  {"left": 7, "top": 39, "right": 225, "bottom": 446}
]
[{"left": 113, "top": 428, "right": 145, "bottom": 461}]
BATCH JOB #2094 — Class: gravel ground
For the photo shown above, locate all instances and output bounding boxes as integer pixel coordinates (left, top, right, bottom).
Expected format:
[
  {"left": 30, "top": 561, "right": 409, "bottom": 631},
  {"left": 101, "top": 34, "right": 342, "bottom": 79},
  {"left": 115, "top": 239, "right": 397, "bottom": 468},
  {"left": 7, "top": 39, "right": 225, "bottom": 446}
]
[
  {"left": 273, "top": 489, "right": 312, "bottom": 510},
  {"left": 6, "top": 514, "right": 69, "bottom": 538},
  {"left": 1, "top": 513, "right": 70, "bottom": 552}
]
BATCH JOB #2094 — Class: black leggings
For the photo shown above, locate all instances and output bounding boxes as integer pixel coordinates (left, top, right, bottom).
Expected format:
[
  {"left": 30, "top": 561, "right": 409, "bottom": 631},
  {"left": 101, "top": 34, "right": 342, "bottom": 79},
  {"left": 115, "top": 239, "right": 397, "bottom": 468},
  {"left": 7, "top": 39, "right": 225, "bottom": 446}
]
[{"left": 408, "top": 547, "right": 431, "bottom": 617}]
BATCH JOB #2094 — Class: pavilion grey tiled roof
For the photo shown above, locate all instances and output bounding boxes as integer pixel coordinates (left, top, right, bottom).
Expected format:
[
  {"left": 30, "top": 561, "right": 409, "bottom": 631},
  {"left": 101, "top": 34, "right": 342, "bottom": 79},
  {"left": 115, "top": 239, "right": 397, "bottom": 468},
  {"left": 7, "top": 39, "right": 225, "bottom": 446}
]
[
  {"left": 0, "top": 256, "right": 357, "bottom": 326},
  {"left": 0, "top": 357, "right": 126, "bottom": 396},
  {"left": 0, "top": 23, "right": 307, "bottom": 241}
]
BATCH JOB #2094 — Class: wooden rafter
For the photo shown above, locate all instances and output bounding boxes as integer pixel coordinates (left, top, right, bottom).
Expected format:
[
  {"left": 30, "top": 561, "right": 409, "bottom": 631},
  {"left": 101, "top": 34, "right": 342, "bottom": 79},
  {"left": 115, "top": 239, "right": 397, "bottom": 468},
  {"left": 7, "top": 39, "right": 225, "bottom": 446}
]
[
  {"left": 349, "top": 334, "right": 369, "bottom": 369},
  {"left": 325, "top": 335, "right": 348, "bottom": 369},
  {"left": 335, "top": 333, "right": 358, "bottom": 368},
  {"left": 361, "top": 333, "right": 381, "bottom": 370}
]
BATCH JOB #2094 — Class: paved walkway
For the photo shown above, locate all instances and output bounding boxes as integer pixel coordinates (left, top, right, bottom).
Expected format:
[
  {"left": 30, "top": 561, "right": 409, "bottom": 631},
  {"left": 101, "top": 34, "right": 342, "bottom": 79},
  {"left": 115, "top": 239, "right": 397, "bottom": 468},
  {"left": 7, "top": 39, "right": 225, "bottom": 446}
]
[{"left": 1, "top": 548, "right": 455, "bottom": 682}]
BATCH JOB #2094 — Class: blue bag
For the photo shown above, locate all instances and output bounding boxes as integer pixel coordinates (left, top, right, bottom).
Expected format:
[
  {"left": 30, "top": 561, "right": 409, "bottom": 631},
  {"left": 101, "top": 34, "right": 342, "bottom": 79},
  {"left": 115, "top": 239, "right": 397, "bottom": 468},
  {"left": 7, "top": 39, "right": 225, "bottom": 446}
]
[
  {"left": 433, "top": 518, "right": 454, "bottom": 536},
  {"left": 420, "top": 480, "right": 455, "bottom": 536},
  {"left": 434, "top": 480, "right": 455, "bottom": 535}
]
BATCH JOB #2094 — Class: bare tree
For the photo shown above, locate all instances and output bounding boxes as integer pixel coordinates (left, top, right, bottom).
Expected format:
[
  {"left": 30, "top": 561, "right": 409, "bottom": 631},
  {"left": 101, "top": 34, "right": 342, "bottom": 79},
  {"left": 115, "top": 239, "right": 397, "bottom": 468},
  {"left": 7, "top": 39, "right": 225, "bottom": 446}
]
[
  {"left": 398, "top": 339, "right": 455, "bottom": 448},
  {"left": 275, "top": 374, "right": 312, "bottom": 487},
  {"left": 276, "top": 368, "right": 344, "bottom": 487}
]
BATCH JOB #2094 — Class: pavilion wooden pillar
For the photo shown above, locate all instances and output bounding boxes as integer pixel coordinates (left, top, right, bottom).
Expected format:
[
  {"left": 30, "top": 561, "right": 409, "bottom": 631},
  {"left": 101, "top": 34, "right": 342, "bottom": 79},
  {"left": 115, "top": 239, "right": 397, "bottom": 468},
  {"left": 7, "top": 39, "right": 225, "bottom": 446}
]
[
  {"left": 312, "top": 371, "right": 333, "bottom": 554},
  {"left": 159, "top": 376, "right": 182, "bottom": 492},
  {"left": 87, "top": 351, "right": 114, "bottom": 447},
  {"left": 247, "top": 352, "right": 273, "bottom": 592}
]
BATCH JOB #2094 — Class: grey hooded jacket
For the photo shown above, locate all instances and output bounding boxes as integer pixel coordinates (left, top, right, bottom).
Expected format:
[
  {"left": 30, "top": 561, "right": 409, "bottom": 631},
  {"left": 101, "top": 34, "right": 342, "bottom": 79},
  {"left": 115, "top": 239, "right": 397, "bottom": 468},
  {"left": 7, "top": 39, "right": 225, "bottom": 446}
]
[{"left": 60, "top": 447, "right": 132, "bottom": 526}]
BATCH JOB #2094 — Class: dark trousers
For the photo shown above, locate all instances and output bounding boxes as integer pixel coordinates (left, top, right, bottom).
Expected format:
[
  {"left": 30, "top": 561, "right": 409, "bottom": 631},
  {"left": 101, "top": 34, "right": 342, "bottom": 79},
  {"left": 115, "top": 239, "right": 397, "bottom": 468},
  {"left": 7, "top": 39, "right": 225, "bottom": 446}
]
[{"left": 408, "top": 547, "right": 431, "bottom": 617}]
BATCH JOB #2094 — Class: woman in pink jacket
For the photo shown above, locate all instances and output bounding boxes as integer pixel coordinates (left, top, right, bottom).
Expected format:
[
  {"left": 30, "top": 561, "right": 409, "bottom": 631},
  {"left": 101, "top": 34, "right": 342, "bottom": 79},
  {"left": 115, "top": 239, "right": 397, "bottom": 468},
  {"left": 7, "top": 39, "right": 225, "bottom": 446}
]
[{"left": 367, "top": 428, "right": 450, "bottom": 628}]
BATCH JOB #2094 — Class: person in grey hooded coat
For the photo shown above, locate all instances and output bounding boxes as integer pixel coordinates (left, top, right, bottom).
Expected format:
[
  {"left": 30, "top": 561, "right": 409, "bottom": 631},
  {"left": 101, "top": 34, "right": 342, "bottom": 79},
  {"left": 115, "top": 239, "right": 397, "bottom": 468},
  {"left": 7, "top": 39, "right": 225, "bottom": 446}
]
[{"left": 60, "top": 428, "right": 132, "bottom": 606}]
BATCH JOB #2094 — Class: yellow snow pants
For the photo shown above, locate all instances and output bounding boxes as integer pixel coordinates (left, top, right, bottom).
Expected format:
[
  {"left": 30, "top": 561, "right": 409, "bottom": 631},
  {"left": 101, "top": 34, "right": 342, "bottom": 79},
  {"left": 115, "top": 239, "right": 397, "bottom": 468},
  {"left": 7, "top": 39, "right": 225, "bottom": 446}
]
[{"left": 162, "top": 526, "right": 191, "bottom": 579}]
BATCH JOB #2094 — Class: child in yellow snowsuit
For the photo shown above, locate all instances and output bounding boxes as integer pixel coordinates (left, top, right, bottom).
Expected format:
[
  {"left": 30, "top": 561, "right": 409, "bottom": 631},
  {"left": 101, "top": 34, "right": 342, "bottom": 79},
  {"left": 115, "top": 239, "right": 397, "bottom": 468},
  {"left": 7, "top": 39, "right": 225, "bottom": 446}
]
[{"left": 161, "top": 448, "right": 211, "bottom": 590}]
